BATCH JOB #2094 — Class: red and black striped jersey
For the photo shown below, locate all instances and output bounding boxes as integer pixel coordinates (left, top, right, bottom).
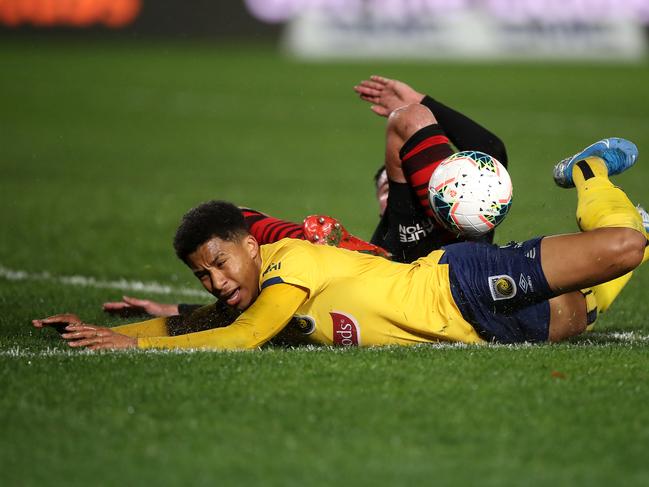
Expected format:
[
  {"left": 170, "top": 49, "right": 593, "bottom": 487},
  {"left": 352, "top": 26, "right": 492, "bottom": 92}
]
[{"left": 240, "top": 208, "right": 305, "bottom": 244}]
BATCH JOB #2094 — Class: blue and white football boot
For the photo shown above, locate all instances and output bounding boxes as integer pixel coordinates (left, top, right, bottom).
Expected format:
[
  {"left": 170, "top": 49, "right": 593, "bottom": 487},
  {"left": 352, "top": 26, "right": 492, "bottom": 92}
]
[{"left": 553, "top": 137, "right": 638, "bottom": 188}]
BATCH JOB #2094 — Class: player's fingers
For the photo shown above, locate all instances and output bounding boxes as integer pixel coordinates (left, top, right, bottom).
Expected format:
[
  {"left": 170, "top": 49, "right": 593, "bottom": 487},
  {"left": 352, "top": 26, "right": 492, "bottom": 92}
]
[
  {"left": 359, "top": 94, "right": 379, "bottom": 104},
  {"left": 64, "top": 325, "right": 103, "bottom": 335},
  {"left": 67, "top": 336, "right": 103, "bottom": 347},
  {"left": 123, "top": 296, "right": 147, "bottom": 306},
  {"left": 34, "top": 317, "right": 66, "bottom": 327},
  {"left": 353, "top": 85, "right": 368, "bottom": 96},
  {"left": 40, "top": 315, "right": 71, "bottom": 324},
  {"left": 66, "top": 329, "right": 111, "bottom": 345},
  {"left": 358, "top": 87, "right": 382, "bottom": 98},
  {"left": 61, "top": 330, "right": 92, "bottom": 340},
  {"left": 358, "top": 80, "right": 384, "bottom": 93},
  {"left": 370, "top": 75, "right": 390, "bottom": 85},
  {"left": 102, "top": 302, "right": 128, "bottom": 310}
]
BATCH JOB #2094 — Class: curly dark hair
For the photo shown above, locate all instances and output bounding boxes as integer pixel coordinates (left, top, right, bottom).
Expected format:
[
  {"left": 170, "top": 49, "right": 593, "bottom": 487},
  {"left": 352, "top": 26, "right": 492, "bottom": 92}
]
[{"left": 173, "top": 200, "right": 248, "bottom": 262}]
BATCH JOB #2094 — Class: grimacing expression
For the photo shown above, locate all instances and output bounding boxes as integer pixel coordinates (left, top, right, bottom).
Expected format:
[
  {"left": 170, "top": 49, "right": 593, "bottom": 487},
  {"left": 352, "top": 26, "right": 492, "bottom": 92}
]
[{"left": 187, "top": 235, "right": 262, "bottom": 311}]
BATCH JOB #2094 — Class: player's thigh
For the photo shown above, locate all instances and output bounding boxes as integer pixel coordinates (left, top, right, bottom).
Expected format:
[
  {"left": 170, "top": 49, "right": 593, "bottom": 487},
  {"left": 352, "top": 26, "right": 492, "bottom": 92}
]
[
  {"left": 443, "top": 238, "right": 555, "bottom": 343},
  {"left": 547, "top": 292, "right": 587, "bottom": 342},
  {"left": 385, "top": 105, "right": 438, "bottom": 182},
  {"left": 540, "top": 228, "right": 645, "bottom": 294},
  {"left": 387, "top": 104, "right": 437, "bottom": 142}
]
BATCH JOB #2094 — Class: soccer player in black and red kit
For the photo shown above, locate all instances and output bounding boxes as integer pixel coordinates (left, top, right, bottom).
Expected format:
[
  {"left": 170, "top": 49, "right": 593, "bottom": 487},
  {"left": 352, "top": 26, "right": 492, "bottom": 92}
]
[
  {"left": 361, "top": 75, "right": 507, "bottom": 263},
  {"left": 102, "top": 75, "right": 508, "bottom": 318}
]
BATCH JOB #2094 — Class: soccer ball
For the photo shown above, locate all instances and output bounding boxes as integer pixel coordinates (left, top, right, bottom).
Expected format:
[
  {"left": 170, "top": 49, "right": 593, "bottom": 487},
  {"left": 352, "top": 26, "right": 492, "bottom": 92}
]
[{"left": 428, "top": 151, "right": 512, "bottom": 237}]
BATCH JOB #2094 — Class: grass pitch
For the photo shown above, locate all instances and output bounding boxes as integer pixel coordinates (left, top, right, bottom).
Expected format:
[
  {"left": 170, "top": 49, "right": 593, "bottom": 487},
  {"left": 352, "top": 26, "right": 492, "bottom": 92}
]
[{"left": 1, "top": 40, "right": 649, "bottom": 486}]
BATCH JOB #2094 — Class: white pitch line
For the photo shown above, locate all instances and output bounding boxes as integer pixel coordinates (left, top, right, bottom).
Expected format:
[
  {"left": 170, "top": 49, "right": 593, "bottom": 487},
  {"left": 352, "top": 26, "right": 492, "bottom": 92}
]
[
  {"left": 0, "top": 264, "right": 207, "bottom": 298},
  {"left": 2, "top": 332, "right": 649, "bottom": 358}
]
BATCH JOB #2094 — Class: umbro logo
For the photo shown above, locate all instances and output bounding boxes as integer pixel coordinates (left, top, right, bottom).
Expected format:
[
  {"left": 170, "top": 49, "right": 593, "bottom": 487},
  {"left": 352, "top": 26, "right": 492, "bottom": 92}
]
[{"left": 519, "top": 274, "right": 534, "bottom": 293}]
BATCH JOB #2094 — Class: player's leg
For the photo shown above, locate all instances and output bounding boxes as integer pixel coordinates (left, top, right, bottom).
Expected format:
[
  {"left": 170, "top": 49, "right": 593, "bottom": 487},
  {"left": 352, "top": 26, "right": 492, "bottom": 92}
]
[
  {"left": 546, "top": 291, "right": 596, "bottom": 342},
  {"left": 545, "top": 286, "right": 604, "bottom": 342},
  {"left": 385, "top": 103, "right": 438, "bottom": 183},
  {"left": 541, "top": 227, "right": 645, "bottom": 294},
  {"left": 442, "top": 228, "right": 642, "bottom": 344},
  {"left": 589, "top": 205, "right": 649, "bottom": 314},
  {"left": 541, "top": 142, "right": 647, "bottom": 294},
  {"left": 588, "top": 205, "right": 648, "bottom": 312},
  {"left": 383, "top": 103, "right": 497, "bottom": 246},
  {"left": 384, "top": 103, "right": 453, "bottom": 217},
  {"left": 543, "top": 141, "right": 647, "bottom": 340},
  {"left": 548, "top": 205, "right": 649, "bottom": 338}
]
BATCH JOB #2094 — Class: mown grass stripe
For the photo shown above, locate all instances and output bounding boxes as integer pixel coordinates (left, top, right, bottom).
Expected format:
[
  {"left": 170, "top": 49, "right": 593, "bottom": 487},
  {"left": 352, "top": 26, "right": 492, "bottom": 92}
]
[{"left": 0, "top": 264, "right": 205, "bottom": 297}]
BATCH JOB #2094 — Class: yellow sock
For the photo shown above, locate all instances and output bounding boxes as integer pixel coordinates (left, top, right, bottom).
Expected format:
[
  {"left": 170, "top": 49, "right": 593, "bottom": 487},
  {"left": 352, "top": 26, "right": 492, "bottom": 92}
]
[
  {"left": 573, "top": 157, "right": 647, "bottom": 331},
  {"left": 591, "top": 271, "right": 633, "bottom": 314},
  {"left": 574, "top": 157, "right": 645, "bottom": 234},
  {"left": 580, "top": 288, "right": 600, "bottom": 332}
]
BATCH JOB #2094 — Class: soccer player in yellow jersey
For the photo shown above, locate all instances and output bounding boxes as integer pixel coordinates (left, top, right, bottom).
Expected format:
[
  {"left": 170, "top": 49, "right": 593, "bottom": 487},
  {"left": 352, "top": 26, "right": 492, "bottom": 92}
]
[
  {"left": 35, "top": 136, "right": 648, "bottom": 349},
  {"left": 34, "top": 103, "right": 648, "bottom": 349}
]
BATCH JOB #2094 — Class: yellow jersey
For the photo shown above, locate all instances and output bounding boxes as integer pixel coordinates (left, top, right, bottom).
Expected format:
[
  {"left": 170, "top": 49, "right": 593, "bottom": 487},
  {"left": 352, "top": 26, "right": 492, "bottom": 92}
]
[{"left": 259, "top": 239, "right": 484, "bottom": 346}]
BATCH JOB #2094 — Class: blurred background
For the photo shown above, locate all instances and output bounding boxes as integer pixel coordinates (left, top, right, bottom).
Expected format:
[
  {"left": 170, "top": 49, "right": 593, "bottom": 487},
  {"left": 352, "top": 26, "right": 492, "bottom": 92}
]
[
  {"left": 1, "top": 1, "right": 648, "bottom": 59},
  {"left": 1, "top": 0, "right": 648, "bottom": 288}
]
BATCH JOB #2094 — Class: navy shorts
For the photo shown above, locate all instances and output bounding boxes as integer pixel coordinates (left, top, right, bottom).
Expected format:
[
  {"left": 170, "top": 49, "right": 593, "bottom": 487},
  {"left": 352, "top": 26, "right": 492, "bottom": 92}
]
[{"left": 440, "top": 237, "right": 554, "bottom": 343}]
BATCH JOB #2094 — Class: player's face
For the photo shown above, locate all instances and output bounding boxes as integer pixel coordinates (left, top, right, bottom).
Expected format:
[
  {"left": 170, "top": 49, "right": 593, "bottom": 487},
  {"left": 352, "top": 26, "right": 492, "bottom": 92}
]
[
  {"left": 187, "top": 235, "right": 261, "bottom": 311},
  {"left": 376, "top": 169, "right": 389, "bottom": 216}
]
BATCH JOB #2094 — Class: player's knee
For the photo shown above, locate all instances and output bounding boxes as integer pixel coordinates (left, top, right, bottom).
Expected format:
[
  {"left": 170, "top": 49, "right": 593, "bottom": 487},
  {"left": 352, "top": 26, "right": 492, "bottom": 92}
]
[
  {"left": 387, "top": 104, "right": 437, "bottom": 141},
  {"left": 607, "top": 228, "right": 646, "bottom": 274}
]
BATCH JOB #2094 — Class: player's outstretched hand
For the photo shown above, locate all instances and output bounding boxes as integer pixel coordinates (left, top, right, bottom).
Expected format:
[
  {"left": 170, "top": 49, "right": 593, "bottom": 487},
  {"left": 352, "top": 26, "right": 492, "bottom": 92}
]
[
  {"left": 32, "top": 313, "right": 83, "bottom": 333},
  {"left": 61, "top": 324, "right": 137, "bottom": 351},
  {"left": 354, "top": 75, "right": 425, "bottom": 117},
  {"left": 102, "top": 295, "right": 179, "bottom": 318}
]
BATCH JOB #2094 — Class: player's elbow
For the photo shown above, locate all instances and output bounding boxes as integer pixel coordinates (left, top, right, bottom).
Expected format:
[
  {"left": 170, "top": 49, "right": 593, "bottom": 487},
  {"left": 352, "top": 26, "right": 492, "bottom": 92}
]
[{"left": 607, "top": 228, "right": 646, "bottom": 275}]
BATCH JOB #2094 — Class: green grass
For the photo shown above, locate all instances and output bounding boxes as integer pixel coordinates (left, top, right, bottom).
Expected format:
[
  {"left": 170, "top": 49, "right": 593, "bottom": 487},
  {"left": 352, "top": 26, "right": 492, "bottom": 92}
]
[{"left": 1, "top": 40, "right": 649, "bottom": 485}]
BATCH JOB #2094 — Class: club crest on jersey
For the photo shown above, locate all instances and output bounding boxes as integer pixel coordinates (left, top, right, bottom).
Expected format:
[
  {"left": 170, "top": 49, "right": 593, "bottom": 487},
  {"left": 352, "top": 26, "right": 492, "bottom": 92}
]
[
  {"left": 262, "top": 261, "right": 282, "bottom": 276},
  {"left": 292, "top": 315, "right": 316, "bottom": 335},
  {"left": 330, "top": 311, "right": 361, "bottom": 346},
  {"left": 488, "top": 274, "right": 517, "bottom": 301}
]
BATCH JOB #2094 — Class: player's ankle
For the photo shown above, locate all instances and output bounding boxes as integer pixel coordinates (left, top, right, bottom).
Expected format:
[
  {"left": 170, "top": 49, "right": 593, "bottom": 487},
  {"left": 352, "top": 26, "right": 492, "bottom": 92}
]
[{"left": 573, "top": 157, "right": 609, "bottom": 187}]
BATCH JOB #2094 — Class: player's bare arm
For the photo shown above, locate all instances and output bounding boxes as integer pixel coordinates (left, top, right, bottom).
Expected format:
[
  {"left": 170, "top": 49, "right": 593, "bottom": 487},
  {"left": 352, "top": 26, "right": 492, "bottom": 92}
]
[{"left": 102, "top": 295, "right": 179, "bottom": 317}]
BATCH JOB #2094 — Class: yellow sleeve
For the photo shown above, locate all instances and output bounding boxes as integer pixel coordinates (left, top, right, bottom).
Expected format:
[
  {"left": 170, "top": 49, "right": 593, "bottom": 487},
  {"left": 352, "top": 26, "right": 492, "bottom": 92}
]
[
  {"left": 137, "top": 283, "right": 308, "bottom": 350},
  {"left": 112, "top": 317, "right": 170, "bottom": 338}
]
